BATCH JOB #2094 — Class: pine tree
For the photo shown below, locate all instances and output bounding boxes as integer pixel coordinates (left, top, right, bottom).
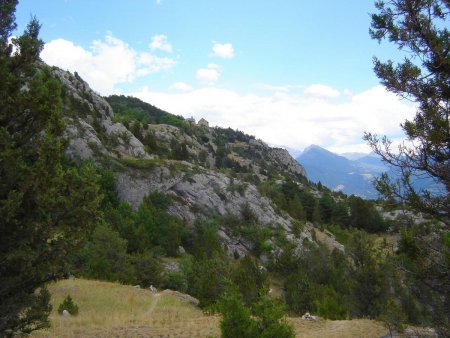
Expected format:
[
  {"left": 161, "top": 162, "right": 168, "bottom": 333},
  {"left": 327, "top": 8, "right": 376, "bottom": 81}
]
[
  {"left": 365, "top": 1, "right": 449, "bottom": 333},
  {"left": 364, "top": 0, "right": 449, "bottom": 219},
  {"left": 0, "top": 6, "right": 102, "bottom": 336}
]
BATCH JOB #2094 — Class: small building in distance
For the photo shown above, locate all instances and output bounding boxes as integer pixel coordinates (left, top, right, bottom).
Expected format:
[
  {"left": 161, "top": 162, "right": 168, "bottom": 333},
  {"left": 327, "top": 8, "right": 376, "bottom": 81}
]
[
  {"left": 198, "top": 118, "right": 209, "bottom": 127},
  {"left": 186, "top": 116, "right": 196, "bottom": 124}
]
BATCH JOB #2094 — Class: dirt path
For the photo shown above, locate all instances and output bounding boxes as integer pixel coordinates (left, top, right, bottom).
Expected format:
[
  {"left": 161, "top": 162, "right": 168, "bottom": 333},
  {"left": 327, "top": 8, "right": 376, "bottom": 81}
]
[{"left": 144, "top": 293, "right": 161, "bottom": 315}]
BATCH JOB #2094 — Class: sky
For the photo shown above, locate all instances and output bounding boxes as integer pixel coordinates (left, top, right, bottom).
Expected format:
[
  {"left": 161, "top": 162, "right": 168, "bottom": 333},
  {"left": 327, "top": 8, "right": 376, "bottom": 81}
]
[{"left": 14, "top": 0, "right": 416, "bottom": 154}]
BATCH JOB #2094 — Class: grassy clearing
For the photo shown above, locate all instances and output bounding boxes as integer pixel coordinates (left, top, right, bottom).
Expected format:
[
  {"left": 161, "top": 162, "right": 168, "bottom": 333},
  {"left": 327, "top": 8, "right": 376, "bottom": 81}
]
[
  {"left": 32, "top": 278, "right": 219, "bottom": 338},
  {"left": 32, "top": 278, "right": 388, "bottom": 337}
]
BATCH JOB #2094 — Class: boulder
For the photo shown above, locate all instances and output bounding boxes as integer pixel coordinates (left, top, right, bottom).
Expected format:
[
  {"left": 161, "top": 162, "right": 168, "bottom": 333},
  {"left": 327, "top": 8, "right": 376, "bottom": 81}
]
[
  {"left": 301, "top": 312, "right": 320, "bottom": 321},
  {"left": 162, "top": 289, "right": 200, "bottom": 307}
]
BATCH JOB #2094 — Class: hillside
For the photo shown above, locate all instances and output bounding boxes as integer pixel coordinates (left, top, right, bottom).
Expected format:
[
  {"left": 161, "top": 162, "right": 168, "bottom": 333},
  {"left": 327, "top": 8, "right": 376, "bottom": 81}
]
[
  {"left": 54, "top": 67, "right": 316, "bottom": 259},
  {"left": 32, "top": 278, "right": 389, "bottom": 338},
  {"left": 3, "top": 63, "right": 443, "bottom": 337},
  {"left": 3, "top": 1, "right": 448, "bottom": 335}
]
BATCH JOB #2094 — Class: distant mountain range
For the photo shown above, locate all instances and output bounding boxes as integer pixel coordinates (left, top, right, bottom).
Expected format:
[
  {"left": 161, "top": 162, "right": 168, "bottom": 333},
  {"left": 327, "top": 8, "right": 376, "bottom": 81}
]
[{"left": 295, "top": 145, "right": 441, "bottom": 199}]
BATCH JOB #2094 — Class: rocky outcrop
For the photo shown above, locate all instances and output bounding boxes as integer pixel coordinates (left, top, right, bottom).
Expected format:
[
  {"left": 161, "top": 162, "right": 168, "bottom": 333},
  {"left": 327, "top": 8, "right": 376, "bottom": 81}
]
[
  {"left": 243, "top": 139, "right": 307, "bottom": 179},
  {"left": 64, "top": 118, "right": 107, "bottom": 160},
  {"left": 53, "top": 68, "right": 113, "bottom": 120},
  {"left": 116, "top": 165, "right": 292, "bottom": 229},
  {"left": 162, "top": 289, "right": 200, "bottom": 307},
  {"left": 52, "top": 68, "right": 150, "bottom": 161},
  {"left": 115, "top": 162, "right": 314, "bottom": 257},
  {"left": 266, "top": 147, "right": 307, "bottom": 177}
]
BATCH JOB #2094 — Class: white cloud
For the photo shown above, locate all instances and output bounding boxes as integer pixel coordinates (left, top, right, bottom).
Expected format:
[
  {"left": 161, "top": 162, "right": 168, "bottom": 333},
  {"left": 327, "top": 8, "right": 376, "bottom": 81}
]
[
  {"left": 127, "top": 84, "right": 416, "bottom": 153},
  {"left": 211, "top": 43, "right": 234, "bottom": 59},
  {"left": 41, "top": 35, "right": 176, "bottom": 95},
  {"left": 171, "top": 82, "right": 193, "bottom": 91},
  {"left": 196, "top": 64, "right": 220, "bottom": 82},
  {"left": 304, "top": 84, "right": 340, "bottom": 98},
  {"left": 256, "top": 83, "right": 304, "bottom": 93},
  {"left": 149, "top": 34, "right": 172, "bottom": 52}
]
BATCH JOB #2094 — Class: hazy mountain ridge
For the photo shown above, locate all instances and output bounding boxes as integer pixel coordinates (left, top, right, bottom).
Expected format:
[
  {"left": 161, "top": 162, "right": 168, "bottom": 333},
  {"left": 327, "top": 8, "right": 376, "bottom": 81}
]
[
  {"left": 296, "top": 145, "right": 442, "bottom": 199},
  {"left": 295, "top": 145, "right": 378, "bottom": 198}
]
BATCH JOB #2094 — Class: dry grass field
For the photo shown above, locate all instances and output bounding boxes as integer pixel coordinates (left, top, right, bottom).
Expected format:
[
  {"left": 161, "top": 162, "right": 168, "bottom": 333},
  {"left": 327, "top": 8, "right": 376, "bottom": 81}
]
[{"left": 32, "top": 278, "right": 389, "bottom": 338}]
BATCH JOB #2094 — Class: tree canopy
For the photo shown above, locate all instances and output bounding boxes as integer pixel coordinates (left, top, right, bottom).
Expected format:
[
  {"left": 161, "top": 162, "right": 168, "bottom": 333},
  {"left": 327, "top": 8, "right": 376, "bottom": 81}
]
[
  {"left": 0, "top": 3, "right": 102, "bottom": 336},
  {"left": 364, "top": 0, "right": 449, "bottom": 220},
  {"left": 365, "top": 0, "right": 449, "bottom": 334}
]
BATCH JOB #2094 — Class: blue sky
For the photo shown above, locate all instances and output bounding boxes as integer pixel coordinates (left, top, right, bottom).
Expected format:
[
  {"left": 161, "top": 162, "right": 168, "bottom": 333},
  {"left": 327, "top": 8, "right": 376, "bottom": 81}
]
[{"left": 14, "top": 0, "right": 414, "bottom": 153}]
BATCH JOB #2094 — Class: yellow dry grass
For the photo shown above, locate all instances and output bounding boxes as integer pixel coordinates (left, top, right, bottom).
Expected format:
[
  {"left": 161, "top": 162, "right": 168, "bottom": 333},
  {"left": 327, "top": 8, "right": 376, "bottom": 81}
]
[
  {"left": 31, "top": 278, "right": 220, "bottom": 337},
  {"left": 289, "top": 318, "right": 387, "bottom": 338},
  {"left": 32, "top": 278, "right": 388, "bottom": 338}
]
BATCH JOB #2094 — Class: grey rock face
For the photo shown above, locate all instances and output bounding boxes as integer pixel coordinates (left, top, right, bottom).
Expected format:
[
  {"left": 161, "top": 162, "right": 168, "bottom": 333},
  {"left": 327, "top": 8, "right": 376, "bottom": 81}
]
[
  {"left": 102, "top": 121, "right": 150, "bottom": 159},
  {"left": 266, "top": 147, "right": 307, "bottom": 177},
  {"left": 52, "top": 68, "right": 113, "bottom": 120},
  {"left": 52, "top": 68, "right": 150, "bottom": 160},
  {"left": 64, "top": 118, "right": 108, "bottom": 160},
  {"left": 115, "top": 163, "right": 313, "bottom": 257},
  {"left": 116, "top": 165, "right": 291, "bottom": 229}
]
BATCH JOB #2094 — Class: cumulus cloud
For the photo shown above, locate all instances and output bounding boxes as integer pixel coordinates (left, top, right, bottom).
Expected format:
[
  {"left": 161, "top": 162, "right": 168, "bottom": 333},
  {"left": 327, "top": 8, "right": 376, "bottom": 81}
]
[
  {"left": 196, "top": 64, "right": 220, "bottom": 82},
  {"left": 304, "top": 84, "right": 340, "bottom": 98},
  {"left": 149, "top": 34, "right": 172, "bottom": 52},
  {"left": 171, "top": 82, "right": 193, "bottom": 91},
  {"left": 211, "top": 43, "right": 234, "bottom": 59},
  {"left": 41, "top": 35, "right": 176, "bottom": 95},
  {"left": 127, "top": 84, "right": 415, "bottom": 153}
]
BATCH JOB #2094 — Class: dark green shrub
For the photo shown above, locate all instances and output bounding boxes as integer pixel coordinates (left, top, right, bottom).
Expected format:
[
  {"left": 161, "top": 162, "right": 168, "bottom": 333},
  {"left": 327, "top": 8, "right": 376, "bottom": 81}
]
[
  {"left": 219, "top": 290, "right": 294, "bottom": 338},
  {"left": 161, "top": 271, "right": 188, "bottom": 293},
  {"left": 219, "top": 290, "right": 258, "bottom": 338},
  {"left": 57, "top": 295, "right": 78, "bottom": 315},
  {"left": 314, "top": 286, "right": 348, "bottom": 320}
]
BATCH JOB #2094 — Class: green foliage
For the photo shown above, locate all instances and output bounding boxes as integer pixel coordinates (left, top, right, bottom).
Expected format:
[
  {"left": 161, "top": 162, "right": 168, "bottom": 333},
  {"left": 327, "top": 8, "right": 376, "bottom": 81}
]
[
  {"left": 0, "top": 1, "right": 18, "bottom": 53},
  {"left": 378, "top": 298, "right": 407, "bottom": 335},
  {"left": 107, "top": 95, "right": 184, "bottom": 127},
  {"left": 219, "top": 290, "right": 294, "bottom": 338},
  {"left": 0, "top": 9, "right": 102, "bottom": 335},
  {"left": 233, "top": 256, "right": 268, "bottom": 306},
  {"left": 348, "top": 196, "right": 388, "bottom": 232},
  {"left": 366, "top": 4, "right": 449, "bottom": 331},
  {"left": 253, "top": 297, "right": 295, "bottom": 338},
  {"left": 161, "top": 271, "right": 188, "bottom": 293},
  {"left": 170, "top": 138, "right": 189, "bottom": 161},
  {"left": 185, "top": 219, "right": 223, "bottom": 259},
  {"left": 284, "top": 276, "right": 314, "bottom": 314},
  {"left": 78, "top": 223, "right": 134, "bottom": 284},
  {"left": 187, "top": 255, "right": 232, "bottom": 307},
  {"left": 140, "top": 201, "right": 187, "bottom": 257},
  {"left": 346, "top": 231, "right": 391, "bottom": 317},
  {"left": 313, "top": 285, "right": 348, "bottom": 320},
  {"left": 132, "top": 251, "right": 163, "bottom": 288},
  {"left": 57, "top": 295, "right": 79, "bottom": 316},
  {"left": 395, "top": 223, "right": 449, "bottom": 330},
  {"left": 105, "top": 193, "right": 187, "bottom": 256},
  {"left": 219, "top": 290, "right": 258, "bottom": 338},
  {"left": 366, "top": 0, "right": 449, "bottom": 220},
  {"left": 279, "top": 239, "right": 351, "bottom": 317}
]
